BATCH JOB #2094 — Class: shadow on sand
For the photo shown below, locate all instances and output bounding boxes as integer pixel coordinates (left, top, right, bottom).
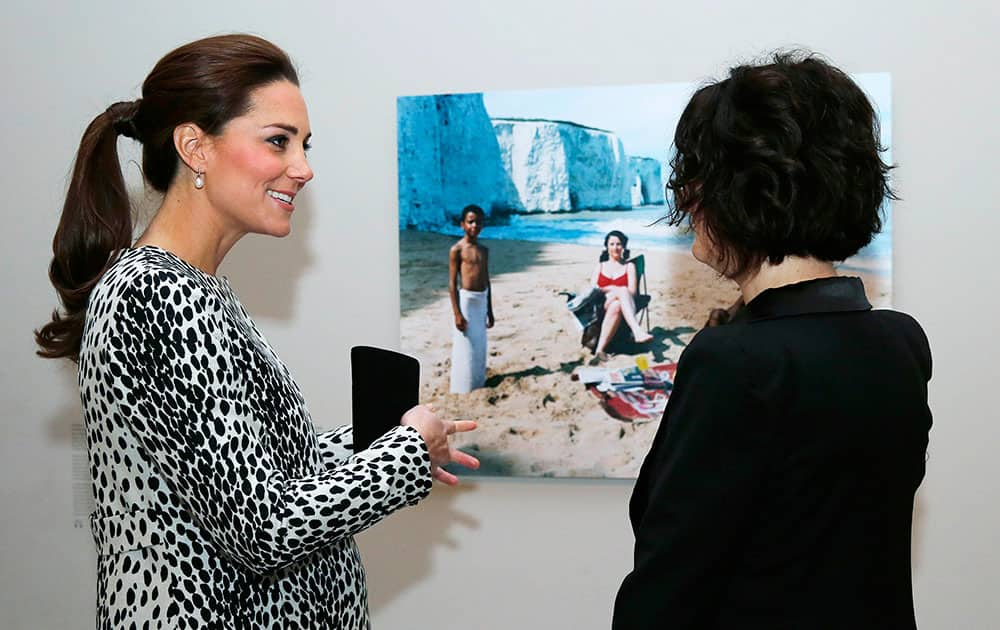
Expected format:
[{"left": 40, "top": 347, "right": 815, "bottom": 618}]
[{"left": 481, "top": 324, "right": 699, "bottom": 391}]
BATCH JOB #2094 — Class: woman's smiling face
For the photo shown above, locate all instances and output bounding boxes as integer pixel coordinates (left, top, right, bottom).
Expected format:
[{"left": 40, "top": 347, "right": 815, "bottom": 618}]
[
  {"left": 200, "top": 80, "right": 314, "bottom": 238},
  {"left": 605, "top": 235, "right": 624, "bottom": 261}
]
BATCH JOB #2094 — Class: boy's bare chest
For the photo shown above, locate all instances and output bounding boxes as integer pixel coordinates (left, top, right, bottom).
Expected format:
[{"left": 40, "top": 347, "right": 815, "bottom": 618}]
[{"left": 461, "top": 245, "right": 484, "bottom": 264}]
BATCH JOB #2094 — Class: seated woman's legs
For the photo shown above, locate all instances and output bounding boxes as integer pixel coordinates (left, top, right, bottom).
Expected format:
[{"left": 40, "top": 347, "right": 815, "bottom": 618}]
[
  {"left": 606, "top": 287, "right": 653, "bottom": 344},
  {"left": 595, "top": 299, "right": 623, "bottom": 356}
]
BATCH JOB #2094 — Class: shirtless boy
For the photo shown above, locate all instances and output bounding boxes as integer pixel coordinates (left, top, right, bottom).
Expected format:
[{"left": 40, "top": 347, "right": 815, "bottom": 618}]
[{"left": 448, "top": 205, "right": 495, "bottom": 393}]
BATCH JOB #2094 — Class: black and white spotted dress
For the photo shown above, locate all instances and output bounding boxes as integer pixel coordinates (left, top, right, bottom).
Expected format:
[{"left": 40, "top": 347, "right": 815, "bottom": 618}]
[{"left": 78, "top": 245, "right": 432, "bottom": 629}]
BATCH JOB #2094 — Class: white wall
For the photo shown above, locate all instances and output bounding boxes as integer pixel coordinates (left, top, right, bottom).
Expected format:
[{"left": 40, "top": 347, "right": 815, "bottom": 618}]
[{"left": 2, "top": 0, "right": 998, "bottom": 627}]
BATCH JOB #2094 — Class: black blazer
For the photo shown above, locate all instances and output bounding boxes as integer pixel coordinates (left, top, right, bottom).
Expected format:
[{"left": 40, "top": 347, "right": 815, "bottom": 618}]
[{"left": 613, "top": 277, "right": 932, "bottom": 629}]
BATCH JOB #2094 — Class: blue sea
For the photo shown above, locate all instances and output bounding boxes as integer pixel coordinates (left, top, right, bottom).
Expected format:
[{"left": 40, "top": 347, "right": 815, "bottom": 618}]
[{"left": 431, "top": 205, "right": 892, "bottom": 263}]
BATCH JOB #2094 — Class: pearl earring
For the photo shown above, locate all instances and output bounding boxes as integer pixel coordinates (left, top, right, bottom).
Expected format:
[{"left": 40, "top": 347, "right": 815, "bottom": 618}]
[{"left": 194, "top": 171, "right": 204, "bottom": 190}]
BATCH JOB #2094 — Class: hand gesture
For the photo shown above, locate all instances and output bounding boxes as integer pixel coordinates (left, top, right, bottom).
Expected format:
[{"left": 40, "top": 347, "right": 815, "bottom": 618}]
[
  {"left": 454, "top": 313, "right": 468, "bottom": 332},
  {"left": 486, "top": 312, "right": 495, "bottom": 329},
  {"left": 401, "top": 404, "right": 479, "bottom": 485}
]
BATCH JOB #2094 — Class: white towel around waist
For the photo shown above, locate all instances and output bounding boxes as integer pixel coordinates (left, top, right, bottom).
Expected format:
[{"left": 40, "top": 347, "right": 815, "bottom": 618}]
[{"left": 450, "top": 288, "right": 488, "bottom": 393}]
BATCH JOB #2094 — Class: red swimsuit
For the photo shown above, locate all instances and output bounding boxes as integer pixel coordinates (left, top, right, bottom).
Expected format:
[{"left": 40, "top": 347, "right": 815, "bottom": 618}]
[{"left": 597, "top": 267, "right": 629, "bottom": 288}]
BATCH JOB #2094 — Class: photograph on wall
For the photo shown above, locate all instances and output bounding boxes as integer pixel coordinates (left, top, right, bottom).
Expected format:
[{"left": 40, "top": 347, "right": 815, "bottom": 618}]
[{"left": 397, "top": 75, "right": 892, "bottom": 479}]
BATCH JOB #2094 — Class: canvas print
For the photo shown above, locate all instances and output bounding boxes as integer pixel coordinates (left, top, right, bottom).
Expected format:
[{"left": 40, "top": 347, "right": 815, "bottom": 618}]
[{"left": 397, "top": 76, "right": 892, "bottom": 479}]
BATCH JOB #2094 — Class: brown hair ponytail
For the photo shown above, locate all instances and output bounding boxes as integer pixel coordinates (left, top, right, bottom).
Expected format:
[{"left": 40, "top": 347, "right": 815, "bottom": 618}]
[
  {"left": 35, "top": 101, "right": 140, "bottom": 361},
  {"left": 35, "top": 34, "right": 298, "bottom": 362}
]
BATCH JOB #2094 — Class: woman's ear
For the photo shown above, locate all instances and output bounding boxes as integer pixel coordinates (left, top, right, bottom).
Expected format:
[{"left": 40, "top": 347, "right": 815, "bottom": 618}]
[{"left": 173, "top": 123, "right": 210, "bottom": 175}]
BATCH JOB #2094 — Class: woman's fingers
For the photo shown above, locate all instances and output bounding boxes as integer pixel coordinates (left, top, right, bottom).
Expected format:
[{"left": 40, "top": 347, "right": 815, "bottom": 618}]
[
  {"left": 416, "top": 410, "right": 478, "bottom": 483},
  {"left": 432, "top": 466, "right": 459, "bottom": 486},
  {"left": 450, "top": 448, "right": 480, "bottom": 470},
  {"left": 449, "top": 420, "right": 477, "bottom": 434}
]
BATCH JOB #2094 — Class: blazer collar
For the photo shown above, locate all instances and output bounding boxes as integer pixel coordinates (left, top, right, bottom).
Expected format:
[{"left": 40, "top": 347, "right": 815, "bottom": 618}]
[{"left": 739, "top": 276, "right": 872, "bottom": 322}]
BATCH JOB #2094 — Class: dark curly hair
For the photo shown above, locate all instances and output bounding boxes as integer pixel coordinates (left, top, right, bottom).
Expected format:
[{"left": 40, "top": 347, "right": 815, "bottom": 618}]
[
  {"left": 461, "top": 204, "right": 486, "bottom": 222},
  {"left": 663, "top": 51, "right": 896, "bottom": 278}
]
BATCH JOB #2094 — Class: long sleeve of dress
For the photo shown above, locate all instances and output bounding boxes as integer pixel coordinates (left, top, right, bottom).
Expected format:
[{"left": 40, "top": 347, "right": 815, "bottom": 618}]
[
  {"left": 315, "top": 425, "right": 356, "bottom": 469},
  {"left": 106, "top": 272, "right": 432, "bottom": 574}
]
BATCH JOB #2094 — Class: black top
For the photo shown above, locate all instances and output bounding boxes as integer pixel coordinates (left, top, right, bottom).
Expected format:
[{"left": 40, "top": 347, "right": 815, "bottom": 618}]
[{"left": 614, "top": 277, "right": 932, "bottom": 629}]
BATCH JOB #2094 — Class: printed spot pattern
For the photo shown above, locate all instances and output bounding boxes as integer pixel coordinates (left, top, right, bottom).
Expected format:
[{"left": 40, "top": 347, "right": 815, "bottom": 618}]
[{"left": 78, "top": 246, "right": 432, "bottom": 629}]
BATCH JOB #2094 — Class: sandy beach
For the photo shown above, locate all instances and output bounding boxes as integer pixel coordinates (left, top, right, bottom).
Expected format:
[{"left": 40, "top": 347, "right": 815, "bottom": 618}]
[{"left": 399, "top": 229, "right": 890, "bottom": 479}]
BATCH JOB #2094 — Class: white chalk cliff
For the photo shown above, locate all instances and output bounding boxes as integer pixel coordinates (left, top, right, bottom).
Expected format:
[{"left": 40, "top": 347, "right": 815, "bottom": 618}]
[
  {"left": 492, "top": 118, "right": 632, "bottom": 213},
  {"left": 397, "top": 94, "right": 522, "bottom": 230},
  {"left": 398, "top": 96, "right": 662, "bottom": 229},
  {"left": 628, "top": 156, "right": 665, "bottom": 206}
]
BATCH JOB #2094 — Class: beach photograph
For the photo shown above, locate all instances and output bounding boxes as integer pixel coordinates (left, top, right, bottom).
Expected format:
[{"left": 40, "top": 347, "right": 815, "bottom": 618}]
[{"left": 397, "top": 77, "right": 892, "bottom": 479}]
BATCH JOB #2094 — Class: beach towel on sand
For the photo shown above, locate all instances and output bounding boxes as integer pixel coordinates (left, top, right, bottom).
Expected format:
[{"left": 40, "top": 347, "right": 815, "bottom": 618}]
[
  {"left": 450, "top": 288, "right": 488, "bottom": 393},
  {"left": 584, "top": 362, "right": 678, "bottom": 422}
]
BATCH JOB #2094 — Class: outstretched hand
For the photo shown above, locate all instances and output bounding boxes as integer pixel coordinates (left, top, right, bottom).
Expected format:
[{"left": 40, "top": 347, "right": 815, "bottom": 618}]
[{"left": 401, "top": 405, "right": 479, "bottom": 485}]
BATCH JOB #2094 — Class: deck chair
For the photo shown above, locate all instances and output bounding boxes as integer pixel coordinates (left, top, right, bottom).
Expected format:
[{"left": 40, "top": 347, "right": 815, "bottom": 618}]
[
  {"left": 631, "top": 254, "right": 652, "bottom": 334},
  {"left": 571, "top": 254, "right": 652, "bottom": 353}
]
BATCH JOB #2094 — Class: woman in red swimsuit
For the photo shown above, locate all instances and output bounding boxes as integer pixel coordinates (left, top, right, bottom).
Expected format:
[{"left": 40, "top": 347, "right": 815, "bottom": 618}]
[{"left": 589, "top": 230, "right": 654, "bottom": 361}]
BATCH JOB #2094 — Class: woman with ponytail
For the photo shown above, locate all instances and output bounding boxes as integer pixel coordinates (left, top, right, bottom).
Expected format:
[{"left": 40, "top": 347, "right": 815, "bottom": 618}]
[{"left": 37, "top": 34, "right": 477, "bottom": 629}]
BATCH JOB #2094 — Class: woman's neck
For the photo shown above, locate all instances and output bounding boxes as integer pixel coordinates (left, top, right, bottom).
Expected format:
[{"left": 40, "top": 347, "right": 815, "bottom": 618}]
[
  {"left": 736, "top": 256, "right": 837, "bottom": 304},
  {"left": 135, "top": 189, "right": 242, "bottom": 276}
]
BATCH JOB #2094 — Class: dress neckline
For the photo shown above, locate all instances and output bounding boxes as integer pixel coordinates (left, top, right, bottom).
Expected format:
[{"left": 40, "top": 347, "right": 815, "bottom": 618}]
[{"left": 127, "top": 244, "right": 231, "bottom": 290}]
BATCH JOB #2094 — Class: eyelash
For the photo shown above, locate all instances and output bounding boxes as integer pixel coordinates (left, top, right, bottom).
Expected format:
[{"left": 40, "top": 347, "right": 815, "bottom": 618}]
[{"left": 267, "top": 135, "right": 312, "bottom": 152}]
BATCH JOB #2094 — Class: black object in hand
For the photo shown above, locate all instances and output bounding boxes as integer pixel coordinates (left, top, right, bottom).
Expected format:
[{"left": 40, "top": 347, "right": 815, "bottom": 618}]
[{"left": 350, "top": 346, "right": 420, "bottom": 453}]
